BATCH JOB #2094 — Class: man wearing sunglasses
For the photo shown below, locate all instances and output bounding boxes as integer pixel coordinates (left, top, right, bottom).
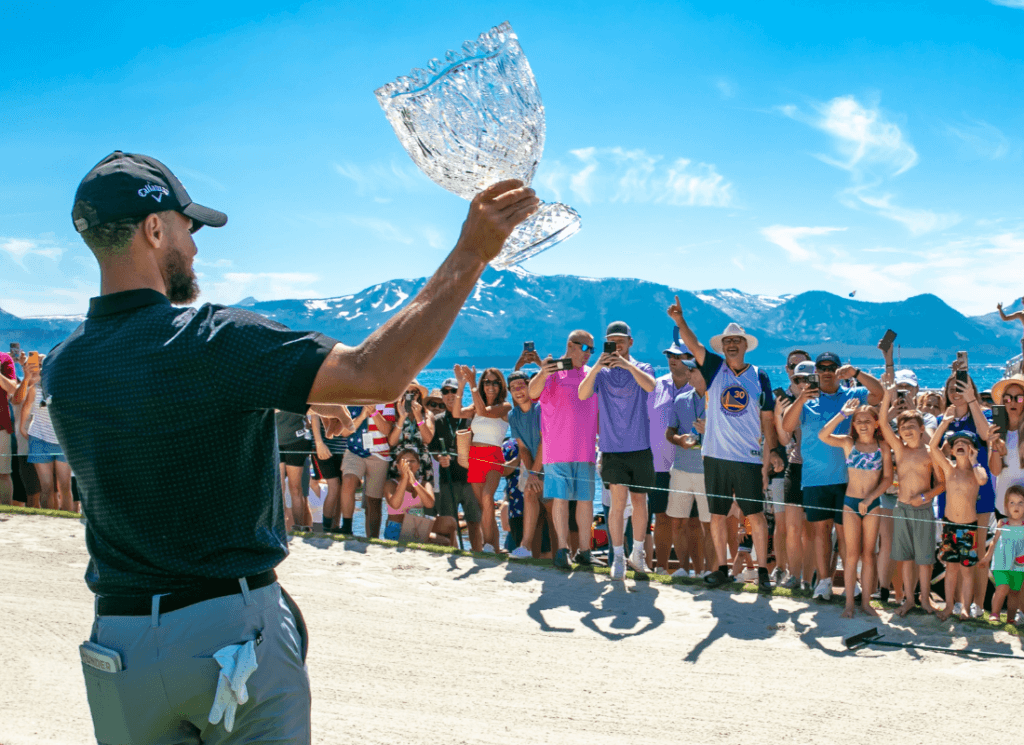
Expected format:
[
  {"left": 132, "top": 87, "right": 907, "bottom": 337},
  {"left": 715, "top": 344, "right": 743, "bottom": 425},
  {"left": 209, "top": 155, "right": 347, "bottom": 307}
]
[
  {"left": 647, "top": 341, "right": 696, "bottom": 575},
  {"left": 781, "top": 351, "right": 883, "bottom": 600},
  {"left": 530, "top": 331, "right": 600, "bottom": 570}
]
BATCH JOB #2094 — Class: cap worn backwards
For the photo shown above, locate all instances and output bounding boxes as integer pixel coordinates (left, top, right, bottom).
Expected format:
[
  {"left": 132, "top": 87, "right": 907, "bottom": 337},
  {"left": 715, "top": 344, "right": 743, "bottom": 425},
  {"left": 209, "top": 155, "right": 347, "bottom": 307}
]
[{"left": 72, "top": 151, "right": 227, "bottom": 234}]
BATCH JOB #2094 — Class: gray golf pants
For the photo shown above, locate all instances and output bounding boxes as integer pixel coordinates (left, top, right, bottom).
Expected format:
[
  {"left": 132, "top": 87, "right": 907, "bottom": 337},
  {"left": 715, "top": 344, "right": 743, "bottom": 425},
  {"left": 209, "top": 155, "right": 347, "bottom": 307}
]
[{"left": 82, "top": 580, "right": 310, "bottom": 744}]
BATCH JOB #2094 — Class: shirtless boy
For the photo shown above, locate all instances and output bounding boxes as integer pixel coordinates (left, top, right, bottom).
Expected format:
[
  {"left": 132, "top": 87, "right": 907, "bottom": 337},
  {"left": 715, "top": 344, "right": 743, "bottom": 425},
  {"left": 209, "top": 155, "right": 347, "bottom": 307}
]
[
  {"left": 930, "top": 414, "right": 988, "bottom": 621},
  {"left": 879, "top": 382, "right": 940, "bottom": 616}
]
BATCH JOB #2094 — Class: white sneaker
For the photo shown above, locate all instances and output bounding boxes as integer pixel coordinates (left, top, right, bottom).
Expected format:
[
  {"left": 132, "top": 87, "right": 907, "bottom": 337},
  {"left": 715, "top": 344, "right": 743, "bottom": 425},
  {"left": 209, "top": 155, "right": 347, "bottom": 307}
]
[
  {"left": 969, "top": 603, "right": 983, "bottom": 619},
  {"left": 670, "top": 568, "right": 690, "bottom": 578},
  {"left": 654, "top": 567, "right": 668, "bottom": 576},
  {"left": 508, "top": 546, "right": 532, "bottom": 560},
  {"left": 1015, "top": 610, "right": 1024, "bottom": 625},
  {"left": 952, "top": 602, "right": 963, "bottom": 616},
  {"left": 741, "top": 568, "right": 758, "bottom": 582},
  {"left": 812, "top": 579, "right": 832, "bottom": 600},
  {"left": 611, "top": 553, "right": 626, "bottom": 580},
  {"left": 627, "top": 548, "right": 651, "bottom": 574},
  {"left": 482, "top": 543, "right": 495, "bottom": 554}
]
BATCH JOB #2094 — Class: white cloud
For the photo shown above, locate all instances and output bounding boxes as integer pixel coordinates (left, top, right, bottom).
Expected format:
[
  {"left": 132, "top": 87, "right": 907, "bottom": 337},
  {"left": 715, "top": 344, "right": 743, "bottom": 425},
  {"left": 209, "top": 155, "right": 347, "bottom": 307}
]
[
  {"left": 333, "top": 160, "right": 429, "bottom": 195},
  {"left": 761, "top": 225, "right": 847, "bottom": 262},
  {"left": 540, "top": 147, "right": 734, "bottom": 208},
  {"left": 201, "top": 272, "right": 322, "bottom": 306},
  {"left": 715, "top": 78, "right": 735, "bottom": 99},
  {"left": 781, "top": 95, "right": 957, "bottom": 235},
  {"left": 1, "top": 280, "right": 95, "bottom": 317},
  {"left": 946, "top": 118, "right": 1011, "bottom": 160},
  {"left": 1, "top": 236, "right": 64, "bottom": 269},
  {"left": 846, "top": 192, "right": 960, "bottom": 236},
  {"left": 798, "top": 95, "right": 918, "bottom": 176},
  {"left": 194, "top": 257, "right": 233, "bottom": 268},
  {"left": 989, "top": 0, "right": 1024, "bottom": 7},
  {"left": 346, "top": 216, "right": 414, "bottom": 244}
]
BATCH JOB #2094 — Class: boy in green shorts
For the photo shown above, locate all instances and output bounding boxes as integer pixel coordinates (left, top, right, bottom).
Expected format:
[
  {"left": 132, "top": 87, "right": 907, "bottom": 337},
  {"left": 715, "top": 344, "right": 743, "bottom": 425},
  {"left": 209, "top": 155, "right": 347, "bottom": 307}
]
[{"left": 983, "top": 485, "right": 1024, "bottom": 623}]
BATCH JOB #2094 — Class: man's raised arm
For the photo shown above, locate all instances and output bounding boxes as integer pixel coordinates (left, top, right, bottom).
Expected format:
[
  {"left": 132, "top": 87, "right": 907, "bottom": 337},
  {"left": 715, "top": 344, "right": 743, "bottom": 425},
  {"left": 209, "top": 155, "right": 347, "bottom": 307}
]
[
  {"left": 666, "top": 296, "right": 706, "bottom": 366},
  {"left": 308, "top": 181, "right": 537, "bottom": 406}
]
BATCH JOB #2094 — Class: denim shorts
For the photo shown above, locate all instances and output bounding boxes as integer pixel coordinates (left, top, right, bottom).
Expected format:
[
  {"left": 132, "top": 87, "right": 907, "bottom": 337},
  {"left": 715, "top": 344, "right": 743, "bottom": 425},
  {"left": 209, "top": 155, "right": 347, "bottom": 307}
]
[
  {"left": 544, "top": 461, "right": 596, "bottom": 502},
  {"left": 27, "top": 436, "right": 66, "bottom": 464}
]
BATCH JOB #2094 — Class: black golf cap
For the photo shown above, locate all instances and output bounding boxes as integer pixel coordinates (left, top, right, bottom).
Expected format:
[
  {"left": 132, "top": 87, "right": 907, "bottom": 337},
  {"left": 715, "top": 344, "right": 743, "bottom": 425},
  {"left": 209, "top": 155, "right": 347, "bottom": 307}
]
[{"left": 72, "top": 151, "right": 227, "bottom": 233}]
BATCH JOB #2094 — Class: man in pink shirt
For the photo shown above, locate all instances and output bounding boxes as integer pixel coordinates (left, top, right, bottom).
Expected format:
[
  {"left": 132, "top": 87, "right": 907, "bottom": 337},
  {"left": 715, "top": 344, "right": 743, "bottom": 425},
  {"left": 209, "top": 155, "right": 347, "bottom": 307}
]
[{"left": 528, "top": 330, "right": 599, "bottom": 570}]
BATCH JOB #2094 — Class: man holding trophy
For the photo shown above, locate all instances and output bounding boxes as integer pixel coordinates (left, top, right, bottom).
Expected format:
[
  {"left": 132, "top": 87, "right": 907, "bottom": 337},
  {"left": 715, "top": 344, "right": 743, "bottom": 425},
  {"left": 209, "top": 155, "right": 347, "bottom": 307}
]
[{"left": 48, "top": 149, "right": 537, "bottom": 742}]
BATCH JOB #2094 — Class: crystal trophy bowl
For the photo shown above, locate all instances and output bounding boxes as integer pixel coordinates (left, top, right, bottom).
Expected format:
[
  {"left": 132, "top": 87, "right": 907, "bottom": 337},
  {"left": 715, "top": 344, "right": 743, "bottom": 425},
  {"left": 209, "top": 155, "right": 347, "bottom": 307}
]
[{"left": 375, "top": 21, "right": 581, "bottom": 268}]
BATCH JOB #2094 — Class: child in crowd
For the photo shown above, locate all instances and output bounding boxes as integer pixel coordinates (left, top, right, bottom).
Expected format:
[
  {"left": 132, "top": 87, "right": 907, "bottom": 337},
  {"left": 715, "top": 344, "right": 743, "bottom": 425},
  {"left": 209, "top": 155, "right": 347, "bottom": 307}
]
[
  {"left": 983, "top": 485, "right": 1024, "bottom": 623},
  {"left": 731, "top": 517, "right": 755, "bottom": 581},
  {"left": 383, "top": 446, "right": 459, "bottom": 547},
  {"left": 879, "top": 383, "right": 940, "bottom": 617},
  {"left": 929, "top": 414, "right": 988, "bottom": 621},
  {"left": 819, "top": 399, "right": 893, "bottom": 618}
]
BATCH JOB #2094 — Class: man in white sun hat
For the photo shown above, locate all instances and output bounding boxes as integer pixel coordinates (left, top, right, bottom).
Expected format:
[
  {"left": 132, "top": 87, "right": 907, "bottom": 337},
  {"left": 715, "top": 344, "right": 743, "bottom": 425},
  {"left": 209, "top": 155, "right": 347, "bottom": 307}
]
[{"left": 667, "top": 298, "right": 783, "bottom": 593}]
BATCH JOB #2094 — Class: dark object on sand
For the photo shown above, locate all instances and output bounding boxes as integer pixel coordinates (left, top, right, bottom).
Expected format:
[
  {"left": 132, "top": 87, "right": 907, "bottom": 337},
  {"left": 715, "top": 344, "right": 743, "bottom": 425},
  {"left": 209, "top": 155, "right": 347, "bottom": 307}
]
[{"left": 843, "top": 627, "right": 1019, "bottom": 660}]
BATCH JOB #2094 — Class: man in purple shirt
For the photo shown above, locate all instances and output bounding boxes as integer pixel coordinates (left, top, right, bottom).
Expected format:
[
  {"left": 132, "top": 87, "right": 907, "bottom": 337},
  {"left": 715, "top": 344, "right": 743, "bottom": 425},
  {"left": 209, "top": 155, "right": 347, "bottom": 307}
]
[
  {"left": 648, "top": 341, "right": 694, "bottom": 574},
  {"left": 579, "top": 321, "right": 656, "bottom": 580}
]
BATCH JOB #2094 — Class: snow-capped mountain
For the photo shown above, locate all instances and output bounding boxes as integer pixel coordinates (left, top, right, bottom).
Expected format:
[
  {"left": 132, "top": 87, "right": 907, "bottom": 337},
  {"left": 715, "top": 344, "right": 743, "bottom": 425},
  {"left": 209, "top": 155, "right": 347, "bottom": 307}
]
[{"left": 3, "top": 268, "right": 1018, "bottom": 364}]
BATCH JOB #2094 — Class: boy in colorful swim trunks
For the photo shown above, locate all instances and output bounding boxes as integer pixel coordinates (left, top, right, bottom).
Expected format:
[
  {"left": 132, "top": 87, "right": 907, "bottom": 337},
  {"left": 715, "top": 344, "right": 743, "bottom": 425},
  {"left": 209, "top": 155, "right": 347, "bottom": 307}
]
[
  {"left": 930, "top": 416, "right": 989, "bottom": 621},
  {"left": 879, "top": 383, "right": 942, "bottom": 617}
]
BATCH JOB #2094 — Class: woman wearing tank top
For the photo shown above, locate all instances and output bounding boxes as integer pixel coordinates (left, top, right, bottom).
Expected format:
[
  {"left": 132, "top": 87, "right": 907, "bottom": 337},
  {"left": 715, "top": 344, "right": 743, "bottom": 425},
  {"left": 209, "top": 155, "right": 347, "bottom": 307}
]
[{"left": 452, "top": 365, "right": 511, "bottom": 552}]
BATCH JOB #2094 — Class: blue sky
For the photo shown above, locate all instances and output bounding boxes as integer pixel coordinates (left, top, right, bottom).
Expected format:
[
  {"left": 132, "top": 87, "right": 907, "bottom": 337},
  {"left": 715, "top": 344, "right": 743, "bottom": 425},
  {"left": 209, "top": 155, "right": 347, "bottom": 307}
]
[{"left": 3, "top": 0, "right": 1023, "bottom": 317}]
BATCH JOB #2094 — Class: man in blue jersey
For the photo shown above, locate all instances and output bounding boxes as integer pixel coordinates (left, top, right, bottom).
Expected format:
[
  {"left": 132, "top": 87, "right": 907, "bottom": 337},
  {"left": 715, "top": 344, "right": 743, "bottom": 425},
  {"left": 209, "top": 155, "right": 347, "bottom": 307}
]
[{"left": 668, "top": 299, "right": 783, "bottom": 593}]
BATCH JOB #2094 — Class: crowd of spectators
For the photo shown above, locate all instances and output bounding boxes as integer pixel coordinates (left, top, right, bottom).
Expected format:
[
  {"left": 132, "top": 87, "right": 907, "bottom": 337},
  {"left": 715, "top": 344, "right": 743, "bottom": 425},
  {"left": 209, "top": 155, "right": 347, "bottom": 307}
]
[{"left": 6, "top": 298, "right": 1024, "bottom": 625}]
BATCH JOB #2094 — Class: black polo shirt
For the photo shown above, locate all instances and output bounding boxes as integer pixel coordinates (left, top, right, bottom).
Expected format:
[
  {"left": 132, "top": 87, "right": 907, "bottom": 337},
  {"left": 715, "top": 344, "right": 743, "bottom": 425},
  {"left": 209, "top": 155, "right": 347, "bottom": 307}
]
[
  {"left": 42, "top": 289, "right": 337, "bottom": 597},
  {"left": 429, "top": 411, "right": 470, "bottom": 483}
]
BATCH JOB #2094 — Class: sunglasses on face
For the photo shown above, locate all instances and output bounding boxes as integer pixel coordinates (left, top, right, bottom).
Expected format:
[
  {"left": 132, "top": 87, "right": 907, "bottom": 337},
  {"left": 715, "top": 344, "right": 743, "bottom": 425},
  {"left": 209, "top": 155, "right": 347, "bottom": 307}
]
[
  {"left": 570, "top": 341, "right": 594, "bottom": 354},
  {"left": 427, "top": 402, "right": 445, "bottom": 410},
  {"left": 482, "top": 379, "right": 501, "bottom": 387},
  {"left": 1004, "top": 394, "right": 1024, "bottom": 404},
  {"left": 786, "top": 361, "right": 807, "bottom": 370},
  {"left": 441, "top": 387, "right": 457, "bottom": 395},
  {"left": 816, "top": 364, "right": 838, "bottom": 372},
  {"left": 793, "top": 376, "right": 808, "bottom": 384},
  {"left": 666, "top": 353, "right": 684, "bottom": 361}
]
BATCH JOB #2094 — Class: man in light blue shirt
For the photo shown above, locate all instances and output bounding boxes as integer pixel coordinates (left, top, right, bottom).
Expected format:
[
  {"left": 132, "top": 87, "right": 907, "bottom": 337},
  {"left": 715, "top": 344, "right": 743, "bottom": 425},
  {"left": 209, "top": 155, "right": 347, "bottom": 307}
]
[{"left": 781, "top": 352, "right": 883, "bottom": 600}]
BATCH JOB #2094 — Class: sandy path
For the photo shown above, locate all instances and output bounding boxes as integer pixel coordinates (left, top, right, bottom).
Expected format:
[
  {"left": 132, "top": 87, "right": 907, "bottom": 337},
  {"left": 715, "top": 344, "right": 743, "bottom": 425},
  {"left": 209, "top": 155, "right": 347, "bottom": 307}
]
[{"left": 1, "top": 512, "right": 1020, "bottom": 745}]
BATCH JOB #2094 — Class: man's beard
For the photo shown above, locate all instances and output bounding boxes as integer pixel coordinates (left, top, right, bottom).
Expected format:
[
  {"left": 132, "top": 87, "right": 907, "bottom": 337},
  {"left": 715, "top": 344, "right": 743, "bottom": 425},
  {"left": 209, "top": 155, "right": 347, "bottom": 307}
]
[{"left": 162, "top": 245, "right": 200, "bottom": 305}]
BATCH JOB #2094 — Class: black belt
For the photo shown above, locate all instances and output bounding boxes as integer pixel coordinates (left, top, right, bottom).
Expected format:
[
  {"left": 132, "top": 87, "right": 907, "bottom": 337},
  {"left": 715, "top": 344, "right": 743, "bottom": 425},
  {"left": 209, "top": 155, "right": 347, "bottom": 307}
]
[{"left": 96, "top": 570, "right": 277, "bottom": 617}]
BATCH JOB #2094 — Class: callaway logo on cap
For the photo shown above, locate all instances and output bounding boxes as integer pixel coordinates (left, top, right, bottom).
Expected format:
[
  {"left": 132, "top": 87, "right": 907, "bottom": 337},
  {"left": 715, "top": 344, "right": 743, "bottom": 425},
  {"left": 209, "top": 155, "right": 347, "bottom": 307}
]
[{"left": 71, "top": 151, "right": 227, "bottom": 234}]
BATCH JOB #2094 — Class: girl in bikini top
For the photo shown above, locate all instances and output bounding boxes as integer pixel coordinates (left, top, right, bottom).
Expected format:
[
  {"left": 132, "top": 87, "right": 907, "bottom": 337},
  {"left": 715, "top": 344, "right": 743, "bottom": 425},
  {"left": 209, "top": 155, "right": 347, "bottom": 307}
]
[{"left": 846, "top": 445, "right": 883, "bottom": 471}]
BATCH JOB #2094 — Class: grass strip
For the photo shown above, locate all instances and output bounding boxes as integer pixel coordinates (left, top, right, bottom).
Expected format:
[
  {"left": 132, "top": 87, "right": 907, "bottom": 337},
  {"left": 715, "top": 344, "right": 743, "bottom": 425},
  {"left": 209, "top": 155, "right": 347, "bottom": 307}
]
[{"left": 0, "top": 504, "right": 84, "bottom": 519}]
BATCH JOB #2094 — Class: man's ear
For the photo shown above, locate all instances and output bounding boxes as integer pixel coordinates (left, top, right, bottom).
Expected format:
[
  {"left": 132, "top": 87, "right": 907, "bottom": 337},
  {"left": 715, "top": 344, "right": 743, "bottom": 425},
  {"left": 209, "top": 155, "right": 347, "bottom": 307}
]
[{"left": 138, "top": 213, "right": 165, "bottom": 249}]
